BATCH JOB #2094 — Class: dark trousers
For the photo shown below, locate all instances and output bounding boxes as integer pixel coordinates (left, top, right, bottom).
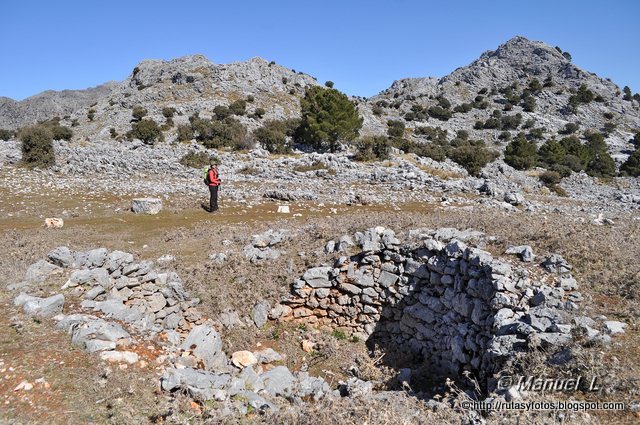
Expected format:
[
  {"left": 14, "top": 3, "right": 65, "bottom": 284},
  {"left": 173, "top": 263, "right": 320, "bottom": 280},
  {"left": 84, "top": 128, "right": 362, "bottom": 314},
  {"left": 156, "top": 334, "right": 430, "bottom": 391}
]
[{"left": 209, "top": 185, "right": 219, "bottom": 211}]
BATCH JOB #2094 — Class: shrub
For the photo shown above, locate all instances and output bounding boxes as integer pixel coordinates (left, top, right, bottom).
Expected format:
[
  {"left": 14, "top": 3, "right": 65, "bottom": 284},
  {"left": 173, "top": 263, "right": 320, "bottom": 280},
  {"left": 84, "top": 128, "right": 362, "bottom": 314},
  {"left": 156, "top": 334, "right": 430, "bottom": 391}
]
[
  {"left": 254, "top": 119, "right": 299, "bottom": 154},
  {"left": 621, "top": 148, "right": 640, "bottom": 176},
  {"left": 252, "top": 107, "right": 266, "bottom": 119},
  {"left": 132, "top": 119, "right": 162, "bottom": 144},
  {"left": 246, "top": 95, "right": 255, "bottom": 103},
  {"left": 559, "top": 136, "right": 589, "bottom": 170},
  {"left": 0, "top": 129, "right": 14, "bottom": 141},
  {"left": 449, "top": 141, "right": 496, "bottom": 176},
  {"left": 537, "top": 139, "right": 566, "bottom": 167},
  {"left": 504, "top": 134, "right": 537, "bottom": 170},
  {"left": 583, "top": 132, "right": 616, "bottom": 177},
  {"left": 603, "top": 122, "right": 616, "bottom": 135},
  {"left": 109, "top": 128, "right": 118, "bottom": 139},
  {"left": 386, "top": 120, "right": 405, "bottom": 138},
  {"left": 176, "top": 124, "right": 193, "bottom": 142},
  {"left": 325, "top": 81, "right": 334, "bottom": 88},
  {"left": 162, "top": 107, "right": 176, "bottom": 118},
  {"left": 623, "top": 86, "right": 633, "bottom": 101},
  {"left": 372, "top": 105, "right": 383, "bottom": 116},
  {"left": 522, "top": 95, "right": 536, "bottom": 112},
  {"left": 132, "top": 106, "right": 147, "bottom": 121},
  {"left": 51, "top": 125, "right": 73, "bottom": 141},
  {"left": 539, "top": 170, "right": 562, "bottom": 186},
  {"left": 298, "top": 86, "right": 362, "bottom": 152},
  {"left": 436, "top": 96, "right": 451, "bottom": 109},
  {"left": 498, "top": 131, "right": 512, "bottom": 141},
  {"left": 560, "top": 122, "right": 580, "bottom": 135},
  {"left": 213, "top": 105, "right": 232, "bottom": 120},
  {"left": 562, "top": 51, "right": 572, "bottom": 61},
  {"left": 528, "top": 78, "right": 542, "bottom": 93},
  {"left": 20, "top": 126, "right": 55, "bottom": 167},
  {"left": 586, "top": 151, "right": 616, "bottom": 177},
  {"left": 87, "top": 108, "right": 96, "bottom": 121},
  {"left": 568, "top": 84, "right": 594, "bottom": 112},
  {"left": 354, "top": 136, "right": 390, "bottom": 161},
  {"left": 179, "top": 151, "right": 210, "bottom": 168},
  {"left": 427, "top": 106, "right": 452, "bottom": 121},
  {"left": 603, "top": 112, "right": 614, "bottom": 120},
  {"left": 229, "top": 100, "right": 247, "bottom": 116},
  {"left": 500, "top": 113, "right": 522, "bottom": 130},
  {"left": 453, "top": 103, "right": 473, "bottom": 113}
]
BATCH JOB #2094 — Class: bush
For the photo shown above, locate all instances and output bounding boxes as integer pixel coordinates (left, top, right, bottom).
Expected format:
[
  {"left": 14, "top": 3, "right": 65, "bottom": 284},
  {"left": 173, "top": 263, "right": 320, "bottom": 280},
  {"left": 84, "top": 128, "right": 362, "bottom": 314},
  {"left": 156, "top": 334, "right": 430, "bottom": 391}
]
[
  {"left": 51, "top": 125, "right": 73, "bottom": 141},
  {"left": 87, "top": 108, "right": 96, "bottom": 121},
  {"left": 0, "top": 129, "right": 14, "bottom": 141},
  {"left": 539, "top": 170, "right": 562, "bottom": 186},
  {"left": 132, "top": 106, "right": 147, "bottom": 121},
  {"left": 229, "top": 100, "right": 247, "bottom": 116},
  {"left": 298, "top": 86, "right": 362, "bottom": 152},
  {"left": 162, "top": 107, "right": 176, "bottom": 118},
  {"left": 603, "top": 122, "right": 616, "bottom": 135},
  {"left": 623, "top": 86, "right": 633, "bottom": 101},
  {"left": 372, "top": 105, "right": 383, "bottom": 116},
  {"left": 325, "top": 81, "right": 334, "bottom": 88},
  {"left": 254, "top": 119, "right": 299, "bottom": 154},
  {"left": 453, "top": 103, "right": 473, "bottom": 113},
  {"left": 504, "top": 134, "right": 537, "bottom": 170},
  {"left": 109, "top": 128, "right": 118, "bottom": 139},
  {"left": 179, "top": 151, "right": 210, "bottom": 168},
  {"left": 436, "top": 96, "right": 451, "bottom": 109},
  {"left": 252, "top": 107, "right": 266, "bottom": 119},
  {"left": 538, "top": 139, "right": 566, "bottom": 166},
  {"left": 354, "top": 136, "right": 390, "bottom": 161},
  {"left": 621, "top": 148, "right": 640, "bottom": 176},
  {"left": 132, "top": 119, "right": 162, "bottom": 144},
  {"left": 560, "top": 122, "right": 580, "bottom": 135},
  {"left": 20, "top": 126, "right": 55, "bottom": 167},
  {"left": 449, "top": 142, "right": 496, "bottom": 176},
  {"left": 522, "top": 95, "right": 536, "bottom": 112},
  {"left": 387, "top": 120, "right": 405, "bottom": 138},
  {"left": 586, "top": 151, "right": 616, "bottom": 177},
  {"left": 213, "top": 105, "right": 232, "bottom": 120},
  {"left": 427, "top": 106, "right": 452, "bottom": 121},
  {"left": 176, "top": 124, "right": 193, "bottom": 142}
]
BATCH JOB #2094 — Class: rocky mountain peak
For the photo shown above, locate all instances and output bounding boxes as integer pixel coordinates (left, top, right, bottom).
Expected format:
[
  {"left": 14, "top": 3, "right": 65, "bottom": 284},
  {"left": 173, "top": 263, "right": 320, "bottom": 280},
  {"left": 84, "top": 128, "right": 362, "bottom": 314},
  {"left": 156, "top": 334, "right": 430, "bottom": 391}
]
[{"left": 481, "top": 35, "right": 566, "bottom": 63}]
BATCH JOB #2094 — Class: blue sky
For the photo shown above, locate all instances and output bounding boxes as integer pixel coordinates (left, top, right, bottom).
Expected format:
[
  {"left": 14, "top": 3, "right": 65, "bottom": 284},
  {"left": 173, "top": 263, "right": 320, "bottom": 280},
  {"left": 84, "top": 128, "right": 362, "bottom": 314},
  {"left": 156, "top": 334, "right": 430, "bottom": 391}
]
[{"left": 1, "top": 0, "right": 638, "bottom": 100}]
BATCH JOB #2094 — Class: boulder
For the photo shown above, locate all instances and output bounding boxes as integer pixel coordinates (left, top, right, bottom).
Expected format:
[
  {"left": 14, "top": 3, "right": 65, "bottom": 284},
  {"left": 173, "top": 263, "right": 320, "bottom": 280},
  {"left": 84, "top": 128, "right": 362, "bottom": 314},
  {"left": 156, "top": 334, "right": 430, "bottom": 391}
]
[
  {"left": 131, "top": 198, "right": 163, "bottom": 215},
  {"left": 21, "top": 294, "right": 65, "bottom": 318},
  {"left": 180, "top": 325, "right": 226, "bottom": 371},
  {"left": 231, "top": 351, "right": 258, "bottom": 368},
  {"left": 252, "top": 300, "right": 271, "bottom": 328},
  {"left": 44, "top": 218, "right": 64, "bottom": 228},
  {"left": 161, "top": 367, "right": 231, "bottom": 401},
  {"left": 260, "top": 366, "right": 296, "bottom": 397},
  {"left": 25, "top": 260, "right": 61, "bottom": 283}
]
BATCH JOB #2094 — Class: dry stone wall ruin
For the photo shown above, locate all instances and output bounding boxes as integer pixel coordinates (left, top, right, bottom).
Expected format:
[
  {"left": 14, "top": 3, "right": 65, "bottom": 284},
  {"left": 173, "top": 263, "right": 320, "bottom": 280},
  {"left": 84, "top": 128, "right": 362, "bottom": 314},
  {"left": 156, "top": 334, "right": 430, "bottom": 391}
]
[{"left": 274, "top": 227, "right": 590, "bottom": 388}]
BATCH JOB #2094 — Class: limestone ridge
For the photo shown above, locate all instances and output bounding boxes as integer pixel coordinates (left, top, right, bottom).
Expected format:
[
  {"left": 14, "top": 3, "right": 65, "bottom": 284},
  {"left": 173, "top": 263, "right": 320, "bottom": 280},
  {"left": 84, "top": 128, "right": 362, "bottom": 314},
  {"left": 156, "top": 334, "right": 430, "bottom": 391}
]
[
  {"left": 1, "top": 37, "right": 639, "bottom": 158},
  {"left": 0, "top": 82, "right": 118, "bottom": 129}
]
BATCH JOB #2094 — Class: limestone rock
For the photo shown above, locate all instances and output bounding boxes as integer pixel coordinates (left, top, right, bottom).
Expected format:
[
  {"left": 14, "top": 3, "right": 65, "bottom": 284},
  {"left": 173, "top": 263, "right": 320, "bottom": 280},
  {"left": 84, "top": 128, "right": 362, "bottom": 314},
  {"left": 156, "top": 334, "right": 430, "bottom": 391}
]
[{"left": 131, "top": 198, "right": 163, "bottom": 214}]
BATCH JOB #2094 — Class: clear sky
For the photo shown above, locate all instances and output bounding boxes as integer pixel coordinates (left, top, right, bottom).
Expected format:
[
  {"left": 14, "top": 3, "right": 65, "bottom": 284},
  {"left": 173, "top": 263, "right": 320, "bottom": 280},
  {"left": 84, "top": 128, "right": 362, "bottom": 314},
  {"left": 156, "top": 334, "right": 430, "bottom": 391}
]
[{"left": 1, "top": 0, "right": 638, "bottom": 100}]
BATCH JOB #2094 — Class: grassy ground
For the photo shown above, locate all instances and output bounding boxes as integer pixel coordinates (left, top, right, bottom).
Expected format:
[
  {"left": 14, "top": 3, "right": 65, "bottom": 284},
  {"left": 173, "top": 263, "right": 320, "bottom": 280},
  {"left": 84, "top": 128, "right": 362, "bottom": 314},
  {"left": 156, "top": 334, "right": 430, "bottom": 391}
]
[{"left": 0, "top": 192, "right": 638, "bottom": 424}]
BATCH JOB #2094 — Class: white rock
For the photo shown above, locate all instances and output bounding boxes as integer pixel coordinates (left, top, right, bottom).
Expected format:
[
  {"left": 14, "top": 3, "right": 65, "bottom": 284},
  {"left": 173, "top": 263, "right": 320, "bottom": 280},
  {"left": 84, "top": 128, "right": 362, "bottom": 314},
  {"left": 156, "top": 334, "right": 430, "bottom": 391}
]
[
  {"left": 44, "top": 218, "right": 64, "bottom": 228},
  {"left": 131, "top": 198, "right": 162, "bottom": 214}
]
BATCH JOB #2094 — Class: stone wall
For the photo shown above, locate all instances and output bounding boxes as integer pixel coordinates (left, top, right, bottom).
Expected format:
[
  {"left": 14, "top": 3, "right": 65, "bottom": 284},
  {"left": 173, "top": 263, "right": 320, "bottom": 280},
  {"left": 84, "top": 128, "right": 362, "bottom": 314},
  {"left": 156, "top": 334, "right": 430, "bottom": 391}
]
[{"left": 275, "top": 227, "right": 585, "bottom": 388}]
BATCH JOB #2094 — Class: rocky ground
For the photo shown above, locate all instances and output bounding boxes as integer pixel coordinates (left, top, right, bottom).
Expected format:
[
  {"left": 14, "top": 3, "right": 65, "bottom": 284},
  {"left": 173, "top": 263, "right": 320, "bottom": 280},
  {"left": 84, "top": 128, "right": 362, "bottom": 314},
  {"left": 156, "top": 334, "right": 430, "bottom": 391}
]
[{"left": 0, "top": 136, "right": 639, "bottom": 424}]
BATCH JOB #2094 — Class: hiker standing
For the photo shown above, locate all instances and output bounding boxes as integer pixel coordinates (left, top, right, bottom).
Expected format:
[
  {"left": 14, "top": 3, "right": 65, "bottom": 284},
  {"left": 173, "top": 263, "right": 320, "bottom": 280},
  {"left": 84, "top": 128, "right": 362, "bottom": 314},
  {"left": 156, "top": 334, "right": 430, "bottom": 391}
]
[{"left": 205, "top": 162, "right": 221, "bottom": 212}]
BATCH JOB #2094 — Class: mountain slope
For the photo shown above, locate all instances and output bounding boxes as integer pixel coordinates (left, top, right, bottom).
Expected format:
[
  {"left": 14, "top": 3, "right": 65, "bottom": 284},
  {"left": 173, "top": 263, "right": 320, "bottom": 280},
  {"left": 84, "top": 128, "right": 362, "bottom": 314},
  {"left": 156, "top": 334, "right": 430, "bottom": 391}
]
[
  {"left": 0, "top": 82, "right": 118, "bottom": 129},
  {"left": 359, "top": 36, "right": 640, "bottom": 159}
]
